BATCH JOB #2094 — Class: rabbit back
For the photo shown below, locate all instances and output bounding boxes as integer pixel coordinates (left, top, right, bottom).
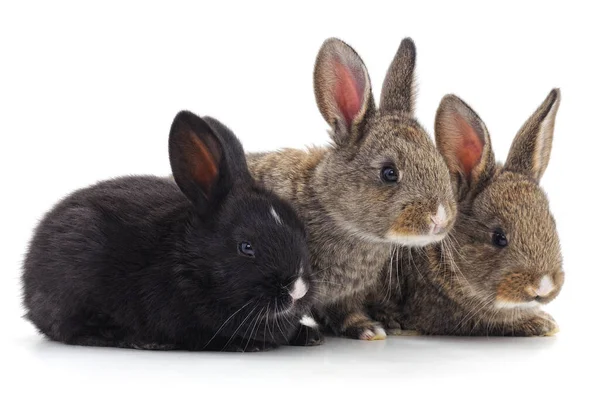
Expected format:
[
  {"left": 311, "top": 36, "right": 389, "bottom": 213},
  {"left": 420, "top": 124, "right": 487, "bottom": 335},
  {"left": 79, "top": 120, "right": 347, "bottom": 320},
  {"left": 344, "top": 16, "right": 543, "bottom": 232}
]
[
  {"left": 22, "top": 176, "right": 192, "bottom": 345},
  {"left": 23, "top": 111, "right": 316, "bottom": 351}
]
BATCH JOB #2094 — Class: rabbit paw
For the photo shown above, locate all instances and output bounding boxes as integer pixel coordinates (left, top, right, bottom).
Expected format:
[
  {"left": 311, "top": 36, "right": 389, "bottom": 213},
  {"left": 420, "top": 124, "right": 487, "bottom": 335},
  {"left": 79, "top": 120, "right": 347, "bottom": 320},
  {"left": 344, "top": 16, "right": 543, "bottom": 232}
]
[
  {"left": 371, "top": 310, "right": 403, "bottom": 332},
  {"left": 345, "top": 321, "right": 387, "bottom": 341},
  {"left": 367, "top": 299, "right": 403, "bottom": 332},
  {"left": 524, "top": 312, "right": 559, "bottom": 337}
]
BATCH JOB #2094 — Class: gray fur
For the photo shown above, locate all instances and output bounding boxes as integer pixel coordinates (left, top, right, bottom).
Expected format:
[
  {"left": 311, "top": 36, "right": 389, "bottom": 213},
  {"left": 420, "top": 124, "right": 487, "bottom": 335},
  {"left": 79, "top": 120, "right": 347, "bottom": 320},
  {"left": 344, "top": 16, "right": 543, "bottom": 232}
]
[
  {"left": 370, "top": 90, "right": 564, "bottom": 336},
  {"left": 247, "top": 38, "right": 456, "bottom": 339}
]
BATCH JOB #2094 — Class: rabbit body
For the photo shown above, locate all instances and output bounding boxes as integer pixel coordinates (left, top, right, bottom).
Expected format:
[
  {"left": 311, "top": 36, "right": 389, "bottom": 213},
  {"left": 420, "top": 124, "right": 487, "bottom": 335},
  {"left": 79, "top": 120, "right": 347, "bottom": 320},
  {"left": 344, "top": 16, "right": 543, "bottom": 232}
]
[
  {"left": 23, "top": 112, "right": 316, "bottom": 351},
  {"left": 248, "top": 38, "right": 456, "bottom": 340},
  {"left": 370, "top": 90, "right": 564, "bottom": 336}
]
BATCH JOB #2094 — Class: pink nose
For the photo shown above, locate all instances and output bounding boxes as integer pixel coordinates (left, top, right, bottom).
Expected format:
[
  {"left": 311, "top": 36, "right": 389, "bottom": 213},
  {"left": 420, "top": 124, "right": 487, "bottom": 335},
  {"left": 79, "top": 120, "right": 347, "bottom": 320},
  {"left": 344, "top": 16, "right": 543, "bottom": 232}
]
[{"left": 429, "top": 204, "right": 448, "bottom": 235}]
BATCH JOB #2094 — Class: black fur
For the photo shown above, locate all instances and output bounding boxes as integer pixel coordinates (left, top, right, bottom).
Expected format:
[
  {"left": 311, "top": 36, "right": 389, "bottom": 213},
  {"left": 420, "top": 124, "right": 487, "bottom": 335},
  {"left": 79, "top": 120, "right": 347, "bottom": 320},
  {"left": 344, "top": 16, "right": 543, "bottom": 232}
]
[{"left": 22, "top": 111, "right": 315, "bottom": 351}]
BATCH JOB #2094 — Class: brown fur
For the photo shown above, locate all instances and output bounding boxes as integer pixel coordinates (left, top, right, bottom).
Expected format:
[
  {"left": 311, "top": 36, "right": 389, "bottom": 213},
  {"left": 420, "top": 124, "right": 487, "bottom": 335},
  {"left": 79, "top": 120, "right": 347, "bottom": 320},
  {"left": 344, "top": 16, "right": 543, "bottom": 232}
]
[
  {"left": 389, "top": 200, "right": 439, "bottom": 236},
  {"left": 247, "top": 38, "right": 456, "bottom": 339},
  {"left": 369, "top": 89, "right": 564, "bottom": 336}
]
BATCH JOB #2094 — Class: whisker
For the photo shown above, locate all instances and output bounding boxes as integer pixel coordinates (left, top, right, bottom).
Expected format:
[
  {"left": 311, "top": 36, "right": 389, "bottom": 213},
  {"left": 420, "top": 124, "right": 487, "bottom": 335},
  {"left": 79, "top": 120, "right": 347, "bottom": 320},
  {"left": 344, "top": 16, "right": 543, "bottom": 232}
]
[
  {"left": 385, "top": 244, "right": 395, "bottom": 302},
  {"left": 263, "top": 302, "right": 270, "bottom": 344},
  {"left": 311, "top": 280, "right": 342, "bottom": 286},
  {"left": 202, "top": 299, "right": 253, "bottom": 350},
  {"left": 273, "top": 299, "right": 288, "bottom": 344},
  {"left": 408, "top": 247, "right": 425, "bottom": 281},
  {"left": 221, "top": 303, "right": 260, "bottom": 351},
  {"left": 244, "top": 306, "right": 266, "bottom": 352},
  {"left": 398, "top": 246, "right": 403, "bottom": 299}
]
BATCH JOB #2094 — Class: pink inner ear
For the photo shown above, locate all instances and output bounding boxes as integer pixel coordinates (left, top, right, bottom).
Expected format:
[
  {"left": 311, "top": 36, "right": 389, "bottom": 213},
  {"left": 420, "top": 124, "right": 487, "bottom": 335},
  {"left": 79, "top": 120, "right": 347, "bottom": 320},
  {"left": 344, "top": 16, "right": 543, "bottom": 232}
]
[
  {"left": 454, "top": 115, "right": 484, "bottom": 177},
  {"left": 333, "top": 61, "right": 364, "bottom": 127}
]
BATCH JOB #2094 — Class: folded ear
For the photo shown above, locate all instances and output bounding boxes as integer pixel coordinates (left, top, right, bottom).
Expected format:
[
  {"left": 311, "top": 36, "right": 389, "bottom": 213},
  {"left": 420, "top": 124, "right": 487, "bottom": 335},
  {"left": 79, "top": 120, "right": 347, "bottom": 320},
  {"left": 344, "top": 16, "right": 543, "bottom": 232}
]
[
  {"left": 380, "top": 38, "right": 417, "bottom": 115},
  {"left": 314, "top": 38, "right": 375, "bottom": 146},
  {"left": 435, "top": 95, "right": 495, "bottom": 196},
  {"left": 504, "top": 89, "right": 560, "bottom": 182},
  {"left": 169, "top": 111, "right": 236, "bottom": 214}
]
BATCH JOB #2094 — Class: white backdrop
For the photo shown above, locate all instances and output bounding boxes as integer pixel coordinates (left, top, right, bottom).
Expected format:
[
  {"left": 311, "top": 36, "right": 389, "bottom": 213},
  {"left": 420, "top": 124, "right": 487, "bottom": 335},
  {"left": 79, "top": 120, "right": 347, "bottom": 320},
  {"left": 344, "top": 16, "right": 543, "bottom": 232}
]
[{"left": 1, "top": 1, "right": 598, "bottom": 392}]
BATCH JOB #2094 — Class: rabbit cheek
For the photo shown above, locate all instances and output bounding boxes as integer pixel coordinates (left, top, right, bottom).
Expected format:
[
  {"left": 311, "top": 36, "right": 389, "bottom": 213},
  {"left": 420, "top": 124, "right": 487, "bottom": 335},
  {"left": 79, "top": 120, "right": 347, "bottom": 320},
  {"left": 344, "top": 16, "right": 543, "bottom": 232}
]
[{"left": 388, "top": 203, "right": 428, "bottom": 235}]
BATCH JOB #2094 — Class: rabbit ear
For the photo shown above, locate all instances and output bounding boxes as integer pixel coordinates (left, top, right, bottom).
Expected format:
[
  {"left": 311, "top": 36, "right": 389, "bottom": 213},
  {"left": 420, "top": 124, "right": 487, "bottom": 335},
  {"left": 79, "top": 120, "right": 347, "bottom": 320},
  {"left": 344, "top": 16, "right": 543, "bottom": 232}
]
[
  {"left": 380, "top": 38, "right": 417, "bottom": 115},
  {"left": 314, "top": 38, "right": 375, "bottom": 146},
  {"left": 504, "top": 89, "right": 560, "bottom": 182},
  {"left": 435, "top": 95, "right": 495, "bottom": 195},
  {"left": 169, "top": 111, "right": 240, "bottom": 214},
  {"left": 201, "top": 116, "right": 252, "bottom": 185}
]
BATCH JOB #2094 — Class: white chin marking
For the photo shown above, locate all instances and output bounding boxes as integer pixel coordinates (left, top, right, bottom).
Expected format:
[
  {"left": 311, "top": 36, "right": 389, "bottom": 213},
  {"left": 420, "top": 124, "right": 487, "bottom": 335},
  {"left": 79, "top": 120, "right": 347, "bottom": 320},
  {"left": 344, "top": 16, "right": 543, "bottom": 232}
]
[
  {"left": 270, "top": 206, "right": 283, "bottom": 225},
  {"left": 332, "top": 215, "right": 445, "bottom": 246},
  {"left": 299, "top": 315, "right": 318, "bottom": 328},
  {"left": 495, "top": 300, "right": 540, "bottom": 309},
  {"left": 290, "top": 278, "right": 308, "bottom": 300},
  {"left": 385, "top": 232, "right": 446, "bottom": 247}
]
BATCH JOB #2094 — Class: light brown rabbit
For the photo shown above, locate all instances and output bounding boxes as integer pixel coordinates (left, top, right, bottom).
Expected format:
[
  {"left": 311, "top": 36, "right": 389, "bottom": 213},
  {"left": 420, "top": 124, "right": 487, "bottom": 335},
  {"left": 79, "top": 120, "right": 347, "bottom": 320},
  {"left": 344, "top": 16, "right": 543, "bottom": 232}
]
[
  {"left": 247, "top": 38, "right": 456, "bottom": 340},
  {"left": 369, "top": 89, "right": 564, "bottom": 336}
]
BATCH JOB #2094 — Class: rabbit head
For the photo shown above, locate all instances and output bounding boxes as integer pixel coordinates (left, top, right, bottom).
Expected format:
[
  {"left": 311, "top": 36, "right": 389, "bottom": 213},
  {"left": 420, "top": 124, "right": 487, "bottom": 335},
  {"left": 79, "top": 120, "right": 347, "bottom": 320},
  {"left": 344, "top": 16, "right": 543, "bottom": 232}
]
[
  {"left": 312, "top": 38, "right": 456, "bottom": 247},
  {"left": 169, "top": 112, "right": 313, "bottom": 319},
  {"left": 434, "top": 89, "right": 564, "bottom": 313}
]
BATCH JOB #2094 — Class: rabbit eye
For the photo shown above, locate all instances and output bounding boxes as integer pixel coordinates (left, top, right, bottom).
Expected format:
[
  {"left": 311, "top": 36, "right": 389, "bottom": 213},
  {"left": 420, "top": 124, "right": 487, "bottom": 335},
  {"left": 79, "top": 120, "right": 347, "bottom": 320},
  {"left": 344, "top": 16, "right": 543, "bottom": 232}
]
[
  {"left": 380, "top": 166, "right": 399, "bottom": 183},
  {"left": 492, "top": 229, "right": 508, "bottom": 248},
  {"left": 238, "top": 241, "right": 255, "bottom": 258}
]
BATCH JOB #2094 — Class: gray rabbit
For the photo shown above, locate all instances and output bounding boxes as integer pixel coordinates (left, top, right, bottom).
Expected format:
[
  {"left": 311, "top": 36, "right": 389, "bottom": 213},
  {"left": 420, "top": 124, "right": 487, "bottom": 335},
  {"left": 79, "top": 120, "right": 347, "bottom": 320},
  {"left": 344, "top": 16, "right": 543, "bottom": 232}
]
[
  {"left": 369, "top": 90, "right": 565, "bottom": 336},
  {"left": 247, "top": 38, "right": 456, "bottom": 340}
]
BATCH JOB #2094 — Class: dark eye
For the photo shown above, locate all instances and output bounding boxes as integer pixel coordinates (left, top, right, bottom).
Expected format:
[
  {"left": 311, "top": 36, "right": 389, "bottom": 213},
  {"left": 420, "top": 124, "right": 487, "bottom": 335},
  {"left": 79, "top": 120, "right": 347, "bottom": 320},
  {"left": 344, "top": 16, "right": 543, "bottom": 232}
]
[
  {"left": 380, "top": 166, "right": 399, "bottom": 183},
  {"left": 492, "top": 229, "right": 508, "bottom": 248},
  {"left": 238, "top": 241, "right": 255, "bottom": 258}
]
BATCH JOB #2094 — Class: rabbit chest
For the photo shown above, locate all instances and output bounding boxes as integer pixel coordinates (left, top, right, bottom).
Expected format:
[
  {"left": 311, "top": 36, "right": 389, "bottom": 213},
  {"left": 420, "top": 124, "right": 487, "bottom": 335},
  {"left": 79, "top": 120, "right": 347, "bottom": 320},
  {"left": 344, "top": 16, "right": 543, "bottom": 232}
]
[{"left": 307, "top": 225, "right": 392, "bottom": 302}]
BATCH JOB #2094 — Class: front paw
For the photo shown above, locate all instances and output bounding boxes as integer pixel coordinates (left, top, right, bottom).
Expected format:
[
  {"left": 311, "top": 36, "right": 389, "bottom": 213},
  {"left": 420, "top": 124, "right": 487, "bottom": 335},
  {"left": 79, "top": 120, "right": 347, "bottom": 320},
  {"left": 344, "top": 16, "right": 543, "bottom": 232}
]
[
  {"left": 367, "top": 299, "right": 404, "bottom": 333},
  {"left": 371, "top": 310, "right": 403, "bottom": 332},
  {"left": 344, "top": 319, "right": 387, "bottom": 341},
  {"left": 521, "top": 312, "right": 559, "bottom": 337}
]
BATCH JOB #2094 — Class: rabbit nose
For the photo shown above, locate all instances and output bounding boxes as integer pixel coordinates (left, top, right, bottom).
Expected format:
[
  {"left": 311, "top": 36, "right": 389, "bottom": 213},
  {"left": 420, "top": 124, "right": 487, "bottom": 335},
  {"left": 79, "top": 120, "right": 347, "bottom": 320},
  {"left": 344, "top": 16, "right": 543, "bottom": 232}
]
[
  {"left": 289, "top": 277, "right": 308, "bottom": 300},
  {"left": 526, "top": 275, "right": 555, "bottom": 301},
  {"left": 429, "top": 204, "right": 448, "bottom": 235}
]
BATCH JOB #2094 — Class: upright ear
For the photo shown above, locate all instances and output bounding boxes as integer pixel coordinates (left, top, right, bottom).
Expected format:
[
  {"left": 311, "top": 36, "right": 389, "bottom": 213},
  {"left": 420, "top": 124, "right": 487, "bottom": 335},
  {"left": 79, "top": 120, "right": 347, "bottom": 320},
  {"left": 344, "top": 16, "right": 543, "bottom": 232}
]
[
  {"left": 314, "top": 38, "right": 375, "bottom": 146},
  {"left": 202, "top": 116, "right": 252, "bottom": 185},
  {"left": 504, "top": 89, "right": 560, "bottom": 182},
  {"left": 380, "top": 38, "right": 417, "bottom": 115},
  {"left": 169, "top": 111, "right": 237, "bottom": 214},
  {"left": 435, "top": 95, "right": 495, "bottom": 196}
]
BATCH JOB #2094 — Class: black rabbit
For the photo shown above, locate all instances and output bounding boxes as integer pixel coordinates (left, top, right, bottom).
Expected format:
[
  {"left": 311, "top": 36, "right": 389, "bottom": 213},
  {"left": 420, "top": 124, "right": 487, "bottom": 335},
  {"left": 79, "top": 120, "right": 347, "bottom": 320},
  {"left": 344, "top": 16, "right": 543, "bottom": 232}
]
[{"left": 22, "top": 111, "right": 319, "bottom": 352}]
